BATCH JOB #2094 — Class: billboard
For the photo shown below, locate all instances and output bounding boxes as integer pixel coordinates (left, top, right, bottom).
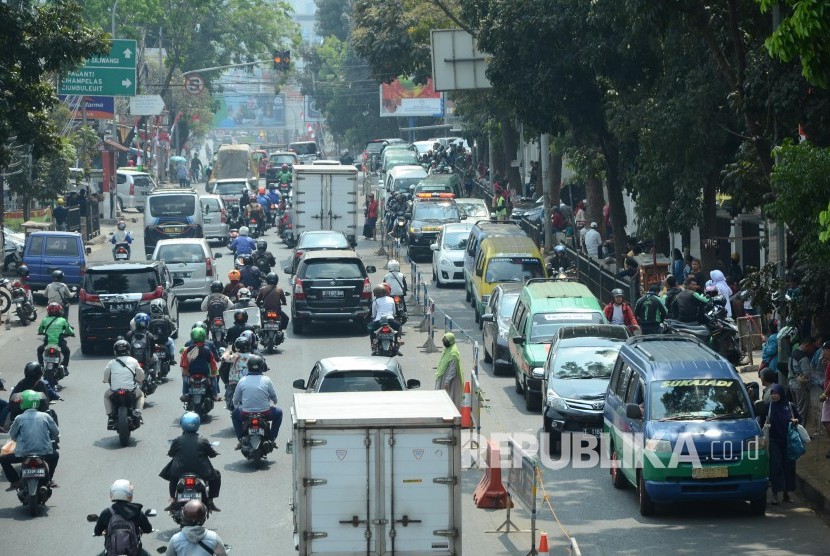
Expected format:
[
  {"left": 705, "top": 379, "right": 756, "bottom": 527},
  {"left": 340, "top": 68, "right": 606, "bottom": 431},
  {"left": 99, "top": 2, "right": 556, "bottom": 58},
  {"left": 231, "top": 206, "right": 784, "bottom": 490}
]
[
  {"left": 215, "top": 93, "right": 285, "bottom": 129},
  {"left": 379, "top": 77, "right": 443, "bottom": 117},
  {"left": 304, "top": 96, "right": 324, "bottom": 122},
  {"left": 58, "top": 95, "right": 115, "bottom": 120}
]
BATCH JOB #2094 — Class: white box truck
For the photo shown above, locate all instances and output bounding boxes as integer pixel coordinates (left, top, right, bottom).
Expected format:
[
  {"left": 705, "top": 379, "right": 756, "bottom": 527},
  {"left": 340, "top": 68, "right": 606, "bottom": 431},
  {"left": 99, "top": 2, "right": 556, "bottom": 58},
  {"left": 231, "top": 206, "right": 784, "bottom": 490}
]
[
  {"left": 289, "top": 390, "right": 462, "bottom": 555},
  {"left": 291, "top": 164, "right": 359, "bottom": 247}
]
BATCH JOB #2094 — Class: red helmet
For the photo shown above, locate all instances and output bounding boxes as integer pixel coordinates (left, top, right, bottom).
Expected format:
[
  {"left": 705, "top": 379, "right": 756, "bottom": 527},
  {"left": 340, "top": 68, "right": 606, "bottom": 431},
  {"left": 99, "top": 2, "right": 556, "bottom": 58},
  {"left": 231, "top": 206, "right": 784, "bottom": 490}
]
[
  {"left": 47, "top": 302, "right": 63, "bottom": 317},
  {"left": 281, "top": 163, "right": 288, "bottom": 171}
]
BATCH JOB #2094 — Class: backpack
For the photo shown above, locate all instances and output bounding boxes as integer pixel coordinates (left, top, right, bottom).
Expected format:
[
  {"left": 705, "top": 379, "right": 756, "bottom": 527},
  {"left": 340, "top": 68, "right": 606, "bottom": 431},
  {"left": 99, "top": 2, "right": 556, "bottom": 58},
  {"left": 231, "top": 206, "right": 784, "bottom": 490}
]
[
  {"left": 207, "top": 297, "right": 228, "bottom": 320},
  {"left": 105, "top": 506, "right": 140, "bottom": 556}
]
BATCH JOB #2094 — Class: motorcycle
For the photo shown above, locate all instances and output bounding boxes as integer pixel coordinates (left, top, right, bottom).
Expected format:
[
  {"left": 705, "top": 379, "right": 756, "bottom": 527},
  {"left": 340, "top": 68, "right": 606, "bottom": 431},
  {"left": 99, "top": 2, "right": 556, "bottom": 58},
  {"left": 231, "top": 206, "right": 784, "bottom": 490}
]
[
  {"left": 372, "top": 318, "right": 401, "bottom": 357},
  {"left": 248, "top": 215, "right": 262, "bottom": 238},
  {"left": 11, "top": 281, "right": 36, "bottom": 325},
  {"left": 108, "top": 389, "right": 142, "bottom": 447},
  {"left": 0, "top": 278, "right": 12, "bottom": 315},
  {"left": 87, "top": 508, "right": 157, "bottom": 551},
  {"left": 153, "top": 343, "right": 171, "bottom": 379},
  {"left": 662, "top": 297, "right": 742, "bottom": 365},
  {"left": 185, "top": 373, "right": 214, "bottom": 417},
  {"left": 259, "top": 310, "right": 285, "bottom": 353},
  {"left": 15, "top": 453, "right": 54, "bottom": 516},
  {"left": 112, "top": 242, "right": 131, "bottom": 261},
  {"left": 278, "top": 180, "right": 291, "bottom": 197},
  {"left": 128, "top": 334, "right": 158, "bottom": 397},
  {"left": 228, "top": 204, "right": 241, "bottom": 229},
  {"left": 210, "top": 316, "right": 226, "bottom": 346},
  {"left": 392, "top": 295, "right": 407, "bottom": 324},
  {"left": 240, "top": 411, "right": 274, "bottom": 463},
  {"left": 169, "top": 474, "right": 210, "bottom": 526},
  {"left": 392, "top": 211, "right": 409, "bottom": 242},
  {"left": 42, "top": 343, "right": 67, "bottom": 389}
]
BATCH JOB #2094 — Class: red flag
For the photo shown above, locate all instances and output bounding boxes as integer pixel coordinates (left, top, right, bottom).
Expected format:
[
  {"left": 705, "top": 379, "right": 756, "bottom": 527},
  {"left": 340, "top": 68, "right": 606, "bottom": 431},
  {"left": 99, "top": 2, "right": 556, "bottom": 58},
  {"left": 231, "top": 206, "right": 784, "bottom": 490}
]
[{"left": 798, "top": 124, "right": 807, "bottom": 143}]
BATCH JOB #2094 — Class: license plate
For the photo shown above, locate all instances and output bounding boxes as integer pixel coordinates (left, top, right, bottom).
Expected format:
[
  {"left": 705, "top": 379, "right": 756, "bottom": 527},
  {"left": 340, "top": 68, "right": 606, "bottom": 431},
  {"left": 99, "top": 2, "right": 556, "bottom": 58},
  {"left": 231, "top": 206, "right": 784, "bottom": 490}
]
[
  {"left": 583, "top": 428, "right": 603, "bottom": 437},
  {"left": 110, "top": 303, "right": 133, "bottom": 312},
  {"left": 163, "top": 226, "right": 181, "bottom": 234},
  {"left": 173, "top": 272, "right": 191, "bottom": 279},
  {"left": 115, "top": 252, "right": 128, "bottom": 259},
  {"left": 21, "top": 468, "right": 46, "bottom": 478},
  {"left": 44, "top": 356, "right": 61, "bottom": 363},
  {"left": 263, "top": 322, "right": 280, "bottom": 330},
  {"left": 692, "top": 466, "right": 728, "bottom": 479},
  {"left": 190, "top": 387, "right": 205, "bottom": 394},
  {"left": 321, "top": 290, "right": 344, "bottom": 298},
  {"left": 178, "top": 492, "right": 201, "bottom": 501},
  {"left": 249, "top": 427, "right": 264, "bottom": 435}
]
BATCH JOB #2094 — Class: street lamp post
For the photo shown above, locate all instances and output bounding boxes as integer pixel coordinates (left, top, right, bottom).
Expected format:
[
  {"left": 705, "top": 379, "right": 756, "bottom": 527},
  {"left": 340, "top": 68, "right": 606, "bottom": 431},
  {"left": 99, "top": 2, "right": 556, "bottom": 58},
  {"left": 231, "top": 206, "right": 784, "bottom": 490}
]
[{"left": 111, "top": 0, "right": 118, "bottom": 36}]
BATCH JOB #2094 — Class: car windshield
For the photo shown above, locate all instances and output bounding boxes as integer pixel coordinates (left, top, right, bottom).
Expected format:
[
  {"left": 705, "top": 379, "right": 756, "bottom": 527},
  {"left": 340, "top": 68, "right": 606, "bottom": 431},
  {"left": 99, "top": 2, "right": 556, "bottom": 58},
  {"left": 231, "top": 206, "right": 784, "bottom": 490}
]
[
  {"left": 499, "top": 293, "right": 520, "bottom": 318},
  {"left": 650, "top": 379, "right": 752, "bottom": 421},
  {"left": 412, "top": 202, "right": 459, "bottom": 221},
  {"left": 302, "top": 260, "right": 364, "bottom": 280},
  {"left": 442, "top": 230, "right": 469, "bottom": 250},
  {"left": 394, "top": 177, "right": 424, "bottom": 192},
  {"left": 156, "top": 244, "right": 205, "bottom": 264},
  {"left": 269, "top": 155, "right": 295, "bottom": 166},
  {"left": 551, "top": 345, "right": 622, "bottom": 379},
  {"left": 456, "top": 201, "right": 489, "bottom": 218},
  {"left": 149, "top": 195, "right": 196, "bottom": 217},
  {"left": 290, "top": 142, "right": 317, "bottom": 156},
  {"left": 365, "top": 142, "right": 385, "bottom": 153},
  {"left": 133, "top": 176, "right": 154, "bottom": 189},
  {"left": 485, "top": 257, "right": 544, "bottom": 283},
  {"left": 318, "top": 371, "right": 403, "bottom": 393},
  {"left": 85, "top": 270, "right": 158, "bottom": 294},
  {"left": 300, "top": 234, "right": 349, "bottom": 249},
  {"left": 214, "top": 182, "right": 247, "bottom": 195},
  {"left": 529, "top": 312, "right": 604, "bottom": 342}
]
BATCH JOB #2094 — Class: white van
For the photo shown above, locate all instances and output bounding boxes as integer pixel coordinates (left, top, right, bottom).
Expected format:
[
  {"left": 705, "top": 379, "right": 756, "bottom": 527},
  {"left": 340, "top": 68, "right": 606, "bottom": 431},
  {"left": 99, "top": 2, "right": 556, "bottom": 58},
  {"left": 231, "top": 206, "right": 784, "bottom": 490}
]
[
  {"left": 116, "top": 171, "right": 156, "bottom": 212},
  {"left": 385, "top": 165, "right": 427, "bottom": 194},
  {"left": 151, "top": 238, "right": 222, "bottom": 302}
]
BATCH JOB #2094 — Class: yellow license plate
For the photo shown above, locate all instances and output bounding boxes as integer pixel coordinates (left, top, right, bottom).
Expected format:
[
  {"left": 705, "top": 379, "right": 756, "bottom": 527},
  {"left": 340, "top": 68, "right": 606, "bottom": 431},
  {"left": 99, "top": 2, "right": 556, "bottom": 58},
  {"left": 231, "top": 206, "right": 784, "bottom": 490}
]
[
  {"left": 163, "top": 226, "right": 180, "bottom": 234},
  {"left": 692, "top": 466, "right": 728, "bottom": 479}
]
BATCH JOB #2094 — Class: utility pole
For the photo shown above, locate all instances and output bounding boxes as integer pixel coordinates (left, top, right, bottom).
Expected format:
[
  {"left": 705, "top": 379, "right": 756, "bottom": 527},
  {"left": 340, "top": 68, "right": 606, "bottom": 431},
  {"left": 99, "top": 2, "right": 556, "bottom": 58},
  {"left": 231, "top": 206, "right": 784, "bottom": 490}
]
[
  {"left": 772, "top": 5, "right": 786, "bottom": 284},
  {"left": 541, "top": 133, "right": 552, "bottom": 253}
]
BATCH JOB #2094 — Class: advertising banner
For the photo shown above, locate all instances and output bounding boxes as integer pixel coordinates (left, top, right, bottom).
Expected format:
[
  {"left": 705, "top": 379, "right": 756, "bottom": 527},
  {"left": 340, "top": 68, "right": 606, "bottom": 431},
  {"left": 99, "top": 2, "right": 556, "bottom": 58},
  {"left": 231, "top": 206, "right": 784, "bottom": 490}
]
[
  {"left": 59, "top": 95, "right": 115, "bottom": 120},
  {"left": 380, "top": 77, "right": 443, "bottom": 117}
]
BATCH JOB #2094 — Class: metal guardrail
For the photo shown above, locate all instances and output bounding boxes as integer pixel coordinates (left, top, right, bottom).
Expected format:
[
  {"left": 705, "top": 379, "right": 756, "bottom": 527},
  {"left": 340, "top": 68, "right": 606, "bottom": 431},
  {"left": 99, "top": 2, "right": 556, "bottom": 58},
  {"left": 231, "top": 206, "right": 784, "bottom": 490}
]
[{"left": 567, "top": 245, "right": 637, "bottom": 305}]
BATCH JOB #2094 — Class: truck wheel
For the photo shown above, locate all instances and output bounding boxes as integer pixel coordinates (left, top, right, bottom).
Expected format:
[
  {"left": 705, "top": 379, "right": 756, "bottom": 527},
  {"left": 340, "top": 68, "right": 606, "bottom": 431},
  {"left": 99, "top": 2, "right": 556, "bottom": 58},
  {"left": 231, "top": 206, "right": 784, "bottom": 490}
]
[{"left": 638, "top": 472, "right": 655, "bottom": 516}]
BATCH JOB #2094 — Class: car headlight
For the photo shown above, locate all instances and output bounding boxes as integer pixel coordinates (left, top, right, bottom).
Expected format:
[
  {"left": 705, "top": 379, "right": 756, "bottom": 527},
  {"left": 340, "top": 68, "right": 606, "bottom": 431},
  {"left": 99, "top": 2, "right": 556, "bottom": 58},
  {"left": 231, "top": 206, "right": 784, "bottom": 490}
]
[
  {"left": 744, "top": 435, "right": 765, "bottom": 451},
  {"left": 439, "top": 257, "right": 451, "bottom": 267},
  {"left": 532, "top": 366, "right": 545, "bottom": 378},
  {"left": 644, "top": 438, "right": 672, "bottom": 452},
  {"left": 546, "top": 389, "right": 567, "bottom": 411},
  {"left": 410, "top": 226, "right": 421, "bottom": 234},
  {"left": 498, "top": 325, "right": 509, "bottom": 341},
  {"left": 480, "top": 295, "right": 490, "bottom": 304}
]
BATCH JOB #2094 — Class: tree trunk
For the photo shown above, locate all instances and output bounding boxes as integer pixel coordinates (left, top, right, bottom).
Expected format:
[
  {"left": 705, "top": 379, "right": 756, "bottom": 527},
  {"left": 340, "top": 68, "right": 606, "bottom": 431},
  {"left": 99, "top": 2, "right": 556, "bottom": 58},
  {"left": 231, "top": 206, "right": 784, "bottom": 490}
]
[
  {"left": 585, "top": 177, "right": 604, "bottom": 230},
  {"left": 700, "top": 173, "right": 718, "bottom": 272},
  {"left": 499, "top": 117, "right": 522, "bottom": 193},
  {"left": 600, "top": 135, "right": 628, "bottom": 265},
  {"left": 550, "top": 149, "right": 562, "bottom": 205}
]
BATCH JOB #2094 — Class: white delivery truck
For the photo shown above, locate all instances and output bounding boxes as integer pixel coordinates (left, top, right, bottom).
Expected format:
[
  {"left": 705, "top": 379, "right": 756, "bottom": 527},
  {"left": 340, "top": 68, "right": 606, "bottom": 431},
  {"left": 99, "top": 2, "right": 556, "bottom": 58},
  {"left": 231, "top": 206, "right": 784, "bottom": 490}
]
[
  {"left": 289, "top": 390, "right": 462, "bottom": 555},
  {"left": 292, "top": 164, "right": 359, "bottom": 247}
]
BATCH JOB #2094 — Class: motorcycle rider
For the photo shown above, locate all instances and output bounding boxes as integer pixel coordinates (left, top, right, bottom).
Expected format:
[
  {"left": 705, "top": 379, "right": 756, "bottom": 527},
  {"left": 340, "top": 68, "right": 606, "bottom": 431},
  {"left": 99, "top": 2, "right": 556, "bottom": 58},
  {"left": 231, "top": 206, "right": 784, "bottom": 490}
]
[
  {"left": 110, "top": 220, "right": 133, "bottom": 257},
  {"left": 225, "top": 309, "right": 255, "bottom": 348},
  {"left": 125, "top": 313, "right": 157, "bottom": 370},
  {"left": 149, "top": 298, "right": 177, "bottom": 366},
  {"left": 36, "top": 301, "right": 75, "bottom": 375},
  {"left": 383, "top": 259, "right": 407, "bottom": 297},
  {"left": 160, "top": 412, "right": 221, "bottom": 513},
  {"left": 633, "top": 284, "right": 668, "bottom": 335},
  {"left": 224, "top": 269, "right": 243, "bottom": 301},
  {"left": 44, "top": 269, "right": 72, "bottom": 318},
  {"left": 238, "top": 187, "right": 250, "bottom": 214},
  {"left": 92, "top": 480, "right": 153, "bottom": 548},
  {"left": 9, "top": 362, "right": 60, "bottom": 406},
  {"left": 202, "top": 280, "right": 234, "bottom": 325},
  {"left": 265, "top": 185, "right": 281, "bottom": 226},
  {"left": 239, "top": 255, "right": 263, "bottom": 292},
  {"left": 231, "top": 355, "right": 281, "bottom": 449},
  {"left": 603, "top": 289, "right": 640, "bottom": 333},
  {"left": 252, "top": 239, "right": 276, "bottom": 274},
  {"left": 255, "top": 272, "right": 289, "bottom": 331},
  {"left": 671, "top": 277, "right": 710, "bottom": 324},
  {"left": 547, "top": 244, "right": 571, "bottom": 272},
  {"left": 339, "top": 149, "right": 354, "bottom": 166},
  {"left": 1, "top": 389, "right": 60, "bottom": 489},
  {"left": 233, "top": 288, "right": 256, "bottom": 311},
  {"left": 164, "top": 500, "right": 228, "bottom": 556},
  {"left": 228, "top": 226, "right": 256, "bottom": 256},
  {"left": 104, "top": 339, "right": 145, "bottom": 426},
  {"left": 256, "top": 186, "right": 271, "bottom": 228},
  {"left": 180, "top": 327, "right": 220, "bottom": 401},
  {"left": 367, "top": 283, "right": 401, "bottom": 343},
  {"left": 12, "top": 264, "right": 34, "bottom": 310},
  {"left": 245, "top": 193, "right": 266, "bottom": 235},
  {"left": 276, "top": 163, "right": 292, "bottom": 186}
]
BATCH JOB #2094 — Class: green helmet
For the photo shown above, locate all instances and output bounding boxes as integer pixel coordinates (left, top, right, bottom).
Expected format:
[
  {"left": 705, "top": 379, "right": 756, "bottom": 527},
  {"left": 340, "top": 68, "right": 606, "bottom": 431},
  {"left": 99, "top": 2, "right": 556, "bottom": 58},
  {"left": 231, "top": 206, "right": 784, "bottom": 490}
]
[
  {"left": 190, "top": 326, "right": 207, "bottom": 343},
  {"left": 20, "top": 389, "right": 41, "bottom": 411}
]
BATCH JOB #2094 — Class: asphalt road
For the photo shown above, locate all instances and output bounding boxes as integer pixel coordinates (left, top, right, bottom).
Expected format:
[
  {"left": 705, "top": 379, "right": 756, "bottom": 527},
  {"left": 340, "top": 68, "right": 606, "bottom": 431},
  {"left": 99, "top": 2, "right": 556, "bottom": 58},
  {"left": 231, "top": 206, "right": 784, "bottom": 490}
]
[{"left": 1, "top": 180, "right": 829, "bottom": 555}]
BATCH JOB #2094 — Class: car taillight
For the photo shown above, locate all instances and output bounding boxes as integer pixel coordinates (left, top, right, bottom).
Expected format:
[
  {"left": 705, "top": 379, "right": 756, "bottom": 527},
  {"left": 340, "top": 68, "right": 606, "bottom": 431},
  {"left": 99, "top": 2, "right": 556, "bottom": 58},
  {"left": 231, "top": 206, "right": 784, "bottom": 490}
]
[
  {"left": 361, "top": 277, "right": 371, "bottom": 300},
  {"left": 251, "top": 418, "right": 259, "bottom": 426},
  {"left": 206, "top": 257, "right": 213, "bottom": 277},
  {"left": 184, "top": 477, "right": 196, "bottom": 488},
  {"left": 154, "top": 345, "right": 164, "bottom": 352},
  {"left": 79, "top": 288, "right": 100, "bottom": 305},
  {"left": 266, "top": 311, "right": 277, "bottom": 319},
  {"left": 220, "top": 208, "right": 227, "bottom": 223},
  {"left": 141, "top": 286, "right": 163, "bottom": 301},
  {"left": 294, "top": 278, "right": 306, "bottom": 300},
  {"left": 130, "top": 183, "right": 134, "bottom": 195},
  {"left": 295, "top": 250, "right": 303, "bottom": 259}
]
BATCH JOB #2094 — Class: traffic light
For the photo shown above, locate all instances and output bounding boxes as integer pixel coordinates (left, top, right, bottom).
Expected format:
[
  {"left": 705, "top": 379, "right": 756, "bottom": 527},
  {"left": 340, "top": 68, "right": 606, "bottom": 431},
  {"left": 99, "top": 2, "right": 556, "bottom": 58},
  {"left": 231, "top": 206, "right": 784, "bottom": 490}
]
[
  {"left": 273, "top": 49, "right": 290, "bottom": 71},
  {"left": 272, "top": 50, "right": 283, "bottom": 69}
]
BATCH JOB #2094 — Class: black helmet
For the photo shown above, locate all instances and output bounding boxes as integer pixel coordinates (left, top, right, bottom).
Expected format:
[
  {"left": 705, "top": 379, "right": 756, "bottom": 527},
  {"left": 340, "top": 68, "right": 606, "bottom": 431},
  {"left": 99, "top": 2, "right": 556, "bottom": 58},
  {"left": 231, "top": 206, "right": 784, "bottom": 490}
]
[
  {"left": 24, "top": 361, "right": 42, "bottom": 380},
  {"left": 113, "top": 339, "right": 130, "bottom": 356},
  {"left": 233, "top": 309, "right": 248, "bottom": 325},
  {"left": 256, "top": 239, "right": 267, "bottom": 252},
  {"left": 233, "top": 335, "right": 250, "bottom": 353},
  {"left": 265, "top": 272, "right": 278, "bottom": 285},
  {"left": 51, "top": 269, "right": 64, "bottom": 281},
  {"left": 246, "top": 355, "right": 266, "bottom": 374},
  {"left": 241, "top": 254, "right": 253, "bottom": 267},
  {"left": 17, "top": 265, "right": 29, "bottom": 278},
  {"left": 181, "top": 500, "right": 208, "bottom": 526},
  {"left": 210, "top": 280, "right": 223, "bottom": 293}
]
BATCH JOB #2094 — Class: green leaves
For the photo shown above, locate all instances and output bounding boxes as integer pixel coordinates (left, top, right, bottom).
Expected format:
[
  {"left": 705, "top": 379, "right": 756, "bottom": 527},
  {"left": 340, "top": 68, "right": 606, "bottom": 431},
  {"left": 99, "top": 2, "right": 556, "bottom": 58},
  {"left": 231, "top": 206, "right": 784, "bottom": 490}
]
[
  {"left": 819, "top": 202, "right": 830, "bottom": 242},
  {"left": 758, "top": 0, "right": 830, "bottom": 88}
]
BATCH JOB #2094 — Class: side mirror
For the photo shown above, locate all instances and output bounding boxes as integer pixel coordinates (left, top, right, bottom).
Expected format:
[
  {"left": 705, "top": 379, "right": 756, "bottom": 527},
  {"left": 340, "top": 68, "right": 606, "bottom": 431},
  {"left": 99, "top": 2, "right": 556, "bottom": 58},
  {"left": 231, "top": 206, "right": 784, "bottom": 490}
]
[
  {"left": 283, "top": 266, "right": 293, "bottom": 274},
  {"left": 460, "top": 214, "right": 468, "bottom": 220},
  {"left": 172, "top": 278, "right": 185, "bottom": 287},
  {"left": 85, "top": 247, "right": 92, "bottom": 255},
  {"left": 213, "top": 252, "right": 223, "bottom": 259},
  {"left": 625, "top": 403, "right": 644, "bottom": 420},
  {"left": 292, "top": 379, "right": 306, "bottom": 390},
  {"left": 512, "top": 335, "right": 525, "bottom": 345},
  {"left": 481, "top": 313, "right": 494, "bottom": 322},
  {"left": 366, "top": 265, "right": 376, "bottom": 273},
  {"left": 430, "top": 243, "right": 439, "bottom": 251},
  {"left": 753, "top": 399, "right": 768, "bottom": 417},
  {"left": 406, "top": 379, "right": 421, "bottom": 389}
]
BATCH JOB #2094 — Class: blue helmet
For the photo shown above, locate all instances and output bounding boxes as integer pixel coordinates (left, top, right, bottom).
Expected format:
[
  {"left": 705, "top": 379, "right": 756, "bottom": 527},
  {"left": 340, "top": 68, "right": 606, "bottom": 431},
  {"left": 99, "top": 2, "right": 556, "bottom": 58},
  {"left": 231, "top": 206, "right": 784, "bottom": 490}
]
[
  {"left": 180, "top": 412, "right": 201, "bottom": 433},
  {"left": 134, "top": 312, "right": 150, "bottom": 330}
]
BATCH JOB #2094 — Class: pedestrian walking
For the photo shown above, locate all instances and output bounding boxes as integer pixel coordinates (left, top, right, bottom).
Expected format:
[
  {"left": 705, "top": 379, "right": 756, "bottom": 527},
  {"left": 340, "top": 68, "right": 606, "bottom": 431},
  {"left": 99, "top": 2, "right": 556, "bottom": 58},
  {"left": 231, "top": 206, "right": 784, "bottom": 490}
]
[
  {"left": 761, "top": 384, "right": 801, "bottom": 505},
  {"left": 364, "top": 193, "right": 378, "bottom": 240},
  {"left": 176, "top": 163, "right": 189, "bottom": 188},
  {"left": 53, "top": 197, "right": 68, "bottom": 231}
]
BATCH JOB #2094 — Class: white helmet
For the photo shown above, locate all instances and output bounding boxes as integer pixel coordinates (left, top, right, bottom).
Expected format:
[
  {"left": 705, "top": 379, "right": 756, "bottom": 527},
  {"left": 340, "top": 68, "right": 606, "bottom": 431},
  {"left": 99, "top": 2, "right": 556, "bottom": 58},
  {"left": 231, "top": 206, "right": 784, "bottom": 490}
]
[
  {"left": 238, "top": 287, "right": 251, "bottom": 301},
  {"left": 110, "top": 479, "right": 134, "bottom": 502},
  {"left": 387, "top": 259, "right": 400, "bottom": 272},
  {"left": 239, "top": 226, "right": 250, "bottom": 236}
]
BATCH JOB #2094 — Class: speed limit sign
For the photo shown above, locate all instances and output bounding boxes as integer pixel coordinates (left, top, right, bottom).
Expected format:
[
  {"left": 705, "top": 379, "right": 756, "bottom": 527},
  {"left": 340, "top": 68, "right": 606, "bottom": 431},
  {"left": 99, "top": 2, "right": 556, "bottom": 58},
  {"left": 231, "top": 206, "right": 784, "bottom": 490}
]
[{"left": 185, "top": 74, "right": 205, "bottom": 95}]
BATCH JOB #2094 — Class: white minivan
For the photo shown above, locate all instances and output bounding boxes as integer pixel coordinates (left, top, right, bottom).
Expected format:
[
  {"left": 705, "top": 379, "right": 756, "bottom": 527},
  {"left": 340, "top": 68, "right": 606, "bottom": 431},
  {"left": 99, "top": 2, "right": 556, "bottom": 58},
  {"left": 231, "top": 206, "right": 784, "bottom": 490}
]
[
  {"left": 116, "top": 170, "right": 156, "bottom": 212},
  {"left": 385, "top": 165, "right": 427, "bottom": 195},
  {"left": 151, "top": 238, "right": 223, "bottom": 302}
]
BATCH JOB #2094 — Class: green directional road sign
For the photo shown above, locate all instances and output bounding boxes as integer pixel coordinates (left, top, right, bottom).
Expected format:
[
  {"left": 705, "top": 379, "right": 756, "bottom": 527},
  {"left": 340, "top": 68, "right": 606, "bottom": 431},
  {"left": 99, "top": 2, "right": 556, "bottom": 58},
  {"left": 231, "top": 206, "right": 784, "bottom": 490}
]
[{"left": 58, "top": 39, "right": 137, "bottom": 96}]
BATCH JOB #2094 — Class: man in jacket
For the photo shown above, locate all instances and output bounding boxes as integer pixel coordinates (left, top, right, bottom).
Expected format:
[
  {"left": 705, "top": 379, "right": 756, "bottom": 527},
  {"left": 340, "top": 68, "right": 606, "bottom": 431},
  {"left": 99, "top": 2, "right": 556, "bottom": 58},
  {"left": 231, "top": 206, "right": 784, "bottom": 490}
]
[
  {"left": 165, "top": 500, "right": 228, "bottom": 555},
  {"left": 239, "top": 255, "right": 263, "bottom": 291},
  {"left": 1, "top": 389, "right": 60, "bottom": 488},
  {"left": 633, "top": 284, "right": 667, "bottom": 335},
  {"left": 160, "top": 412, "right": 221, "bottom": 512},
  {"left": 663, "top": 275, "right": 683, "bottom": 319},
  {"left": 671, "top": 277, "right": 709, "bottom": 324},
  {"left": 93, "top": 479, "right": 153, "bottom": 541},
  {"left": 256, "top": 273, "right": 289, "bottom": 330},
  {"left": 104, "top": 339, "right": 145, "bottom": 424},
  {"left": 231, "top": 355, "right": 281, "bottom": 446},
  {"left": 603, "top": 288, "right": 639, "bottom": 333}
]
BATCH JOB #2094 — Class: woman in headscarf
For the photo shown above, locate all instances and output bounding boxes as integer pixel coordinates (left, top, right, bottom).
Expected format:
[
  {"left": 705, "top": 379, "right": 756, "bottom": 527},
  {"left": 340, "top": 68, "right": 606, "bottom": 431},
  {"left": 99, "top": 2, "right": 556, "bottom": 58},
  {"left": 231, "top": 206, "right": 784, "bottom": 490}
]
[
  {"left": 708, "top": 269, "right": 734, "bottom": 318},
  {"left": 761, "top": 384, "right": 801, "bottom": 505},
  {"left": 434, "top": 333, "right": 463, "bottom": 408}
]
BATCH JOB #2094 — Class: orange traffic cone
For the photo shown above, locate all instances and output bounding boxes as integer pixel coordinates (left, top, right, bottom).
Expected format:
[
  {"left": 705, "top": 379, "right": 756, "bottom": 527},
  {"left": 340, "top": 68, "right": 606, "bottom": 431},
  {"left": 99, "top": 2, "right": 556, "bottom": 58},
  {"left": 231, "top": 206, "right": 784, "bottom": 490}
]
[
  {"left": 539, "top": 531, "right": 549, "bottom": 553},
  {"left": 460, "top": 380, "right": 472, "bottom": 428}
]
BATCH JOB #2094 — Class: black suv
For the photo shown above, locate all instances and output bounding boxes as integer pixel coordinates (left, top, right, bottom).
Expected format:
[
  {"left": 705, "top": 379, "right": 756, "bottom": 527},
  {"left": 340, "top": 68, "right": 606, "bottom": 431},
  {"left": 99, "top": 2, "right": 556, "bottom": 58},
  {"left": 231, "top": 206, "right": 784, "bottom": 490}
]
[
  {"left": 78, "top": 261, "right": 182, "bottom": 354},
  {"left": 289, "top": 250, "right": 376, "bottom": 334},
  {"left": 264, "top": 151, "right": 298, "bottom": 186}
]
